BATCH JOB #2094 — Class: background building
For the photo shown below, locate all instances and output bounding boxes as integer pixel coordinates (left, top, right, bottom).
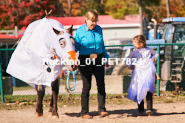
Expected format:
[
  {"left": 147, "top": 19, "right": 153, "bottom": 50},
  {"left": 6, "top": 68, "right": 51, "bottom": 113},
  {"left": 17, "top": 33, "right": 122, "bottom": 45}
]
[{"left": 51, "top": 14, "right": 149, "bottom": 42}]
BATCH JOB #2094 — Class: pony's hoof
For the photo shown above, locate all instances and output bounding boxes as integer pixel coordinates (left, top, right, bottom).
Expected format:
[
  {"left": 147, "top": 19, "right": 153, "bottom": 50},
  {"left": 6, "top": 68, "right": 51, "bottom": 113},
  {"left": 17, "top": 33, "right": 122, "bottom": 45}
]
[
  {"left": 52, "top": 115, "right": 59, "bottom": 119},
  {"left": 35, "top": 112, "right": 43, "bottom": 117}
]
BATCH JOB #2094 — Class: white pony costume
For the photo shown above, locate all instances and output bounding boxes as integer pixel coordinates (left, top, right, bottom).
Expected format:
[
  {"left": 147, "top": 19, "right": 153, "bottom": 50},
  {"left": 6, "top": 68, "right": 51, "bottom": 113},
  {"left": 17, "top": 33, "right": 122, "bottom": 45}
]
[
  {"left": 6, "top": 18, "right": 76, "bottom": 87},
  {"left": 126, "top": 47, "right": 158, "bottom": 104}
]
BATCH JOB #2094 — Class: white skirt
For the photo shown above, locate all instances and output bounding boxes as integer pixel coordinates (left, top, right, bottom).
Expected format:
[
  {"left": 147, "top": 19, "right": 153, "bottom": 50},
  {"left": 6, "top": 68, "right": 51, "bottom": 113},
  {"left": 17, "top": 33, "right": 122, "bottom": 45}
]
[{"left": 127, "top": 59, "right": 156, "bottom": 104}]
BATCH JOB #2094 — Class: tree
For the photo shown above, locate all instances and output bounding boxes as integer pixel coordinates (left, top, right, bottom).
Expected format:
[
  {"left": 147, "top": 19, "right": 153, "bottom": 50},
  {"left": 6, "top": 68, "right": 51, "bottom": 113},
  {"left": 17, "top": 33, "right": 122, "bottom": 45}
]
[
  {"left": 80, "top": 0, "right": 106, "bottom": 16},
  {"left": 105, "top": 0, "right": 139, "bottom": 19},
  {"left": 0, "top": 0, "right": 19, "bottom": 29},
  {"left": 149, "top": 0, "right": 185, "bottom": 22},
  {"left": 139, "top": 0, "right": 143, "bottom": 34},
  {"left": 68, "top": 0, "right": 73, "bottom": 17},
  {"left": 59, "top": 0, "right": 84, "bottom": 16},
  {"left": 1, "top": 0, "right": 185, "bottom": 30},
  {"left": 18, "top": 0, "right": 59, "bottom": 27},
  {"left": 169, "top": 0, "right": 185, "bottom": 17},
  {"left": 105, "top": 0, "right": 161, "bottom": 20},
  {"left": 166, "top": 0, "right": 170, "bottom": 17},
  {"left": 0, "top": 0, "right": 59, "bottom": 30}
]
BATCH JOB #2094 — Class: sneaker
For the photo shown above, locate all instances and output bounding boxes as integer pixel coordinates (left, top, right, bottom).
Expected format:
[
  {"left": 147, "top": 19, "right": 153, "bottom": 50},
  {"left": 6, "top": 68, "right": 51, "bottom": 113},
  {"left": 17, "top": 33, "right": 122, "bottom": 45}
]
[{"left": 146, "top": 110, "right": 153, "bottom": 116}]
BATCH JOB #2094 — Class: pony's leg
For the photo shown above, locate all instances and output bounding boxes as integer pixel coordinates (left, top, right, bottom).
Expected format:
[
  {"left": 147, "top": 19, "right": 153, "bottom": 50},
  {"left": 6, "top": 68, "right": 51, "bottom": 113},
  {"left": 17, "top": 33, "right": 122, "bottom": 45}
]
[
  {"left": 48, "top": 94, "right": 53, "bottom": 113},
  {"left": 35, "top": 85, "right": 45, "bottom": 117},
  {"left": 50, "top": 78, "right": 59, "bottom": 118}
]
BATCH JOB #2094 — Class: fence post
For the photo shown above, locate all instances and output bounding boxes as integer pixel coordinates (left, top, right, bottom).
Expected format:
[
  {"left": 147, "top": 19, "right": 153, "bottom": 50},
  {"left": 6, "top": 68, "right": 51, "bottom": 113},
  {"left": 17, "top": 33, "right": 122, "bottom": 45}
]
[
  {"left": 0, "top": 57, "right": 4, "bottom": 103},
  {"left": 15, "top": 26, "right": 18, "bottom": 37},
  {"left": 157, "top": 44, "right": 160, "bottom": 96}
]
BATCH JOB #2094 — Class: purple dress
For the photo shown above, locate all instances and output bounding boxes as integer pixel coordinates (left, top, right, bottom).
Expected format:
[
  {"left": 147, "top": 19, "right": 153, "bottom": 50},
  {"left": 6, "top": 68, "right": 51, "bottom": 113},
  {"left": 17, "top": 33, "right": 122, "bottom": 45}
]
[{"left": 126, "top": 47, "right": 159, "bottom": 104}]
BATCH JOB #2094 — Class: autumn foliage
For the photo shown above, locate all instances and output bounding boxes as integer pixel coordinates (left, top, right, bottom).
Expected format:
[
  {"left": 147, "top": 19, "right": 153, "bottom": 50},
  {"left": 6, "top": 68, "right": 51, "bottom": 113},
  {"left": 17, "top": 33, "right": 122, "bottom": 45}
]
[
  {"left": 0, "top": 0, "right": 185, "bottom": 30},
  {"left": 0, "top": 0, "right": 59, "bottom": 30}
]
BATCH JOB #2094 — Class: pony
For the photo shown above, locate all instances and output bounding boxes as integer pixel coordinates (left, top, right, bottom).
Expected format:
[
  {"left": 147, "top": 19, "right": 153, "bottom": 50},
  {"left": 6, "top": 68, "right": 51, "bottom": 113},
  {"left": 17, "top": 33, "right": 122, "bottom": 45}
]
[{"left": 6, "top": 17, "right": 76, "bottom": 118}]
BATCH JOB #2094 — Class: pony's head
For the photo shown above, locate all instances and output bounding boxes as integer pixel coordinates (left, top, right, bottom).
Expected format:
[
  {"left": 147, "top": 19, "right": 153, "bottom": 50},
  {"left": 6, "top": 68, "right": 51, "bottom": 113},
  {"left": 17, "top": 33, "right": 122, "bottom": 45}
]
[{"left": 40, "top": 18, "right": 76, "bottom": 62}]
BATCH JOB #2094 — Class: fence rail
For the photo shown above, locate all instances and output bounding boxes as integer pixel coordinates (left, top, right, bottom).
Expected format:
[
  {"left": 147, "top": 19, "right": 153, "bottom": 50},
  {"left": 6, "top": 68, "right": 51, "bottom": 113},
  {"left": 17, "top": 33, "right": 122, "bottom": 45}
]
[{"left": 0, "top": 43, "right": 185, "bottom": 103}]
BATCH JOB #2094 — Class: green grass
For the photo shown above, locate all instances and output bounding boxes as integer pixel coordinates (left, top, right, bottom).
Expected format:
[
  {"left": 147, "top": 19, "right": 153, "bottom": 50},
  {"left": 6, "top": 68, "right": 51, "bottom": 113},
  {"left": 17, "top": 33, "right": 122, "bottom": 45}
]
[
  {"left": 13, "top": 86, "right": 34, "bottom": 91},
  {"left": 6, "top": 76, "right": 82, "bottom": 91},
  {"left": 1, "top": 91, "right": 185, "bottom": 110},
  {"left": 164, "top": 99, "right": 174, "bottom": 103}
]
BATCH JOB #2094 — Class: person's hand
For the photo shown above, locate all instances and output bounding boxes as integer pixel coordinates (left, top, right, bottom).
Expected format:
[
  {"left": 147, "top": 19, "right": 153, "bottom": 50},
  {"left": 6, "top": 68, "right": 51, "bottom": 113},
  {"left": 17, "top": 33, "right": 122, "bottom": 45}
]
[
  {"left": 106, "top": 63, "right": 109, "bottom": 68},
  {"left": 130, "top": 65, "right": 135, "bottom": 69},
  {"left": 68, "top": 65, "right": 78, "bottom": 71},
  {"left": 152, "top": 58, "right": 156, "bottom": 63}
]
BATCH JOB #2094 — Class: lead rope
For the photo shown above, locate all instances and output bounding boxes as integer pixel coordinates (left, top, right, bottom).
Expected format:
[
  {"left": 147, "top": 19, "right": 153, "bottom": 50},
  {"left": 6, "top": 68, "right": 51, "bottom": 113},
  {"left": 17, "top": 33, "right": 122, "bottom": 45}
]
[
  {"left": 12, "top": 38, "right": 21, "bottom": 49},
  {"left": 66, "top": 70, "right": 77, "bottom": 91}
]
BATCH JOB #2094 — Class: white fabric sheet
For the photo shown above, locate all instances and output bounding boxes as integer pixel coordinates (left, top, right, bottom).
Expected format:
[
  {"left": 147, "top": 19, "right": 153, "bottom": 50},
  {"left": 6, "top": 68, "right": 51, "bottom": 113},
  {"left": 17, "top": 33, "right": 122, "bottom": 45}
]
[{"left": 6, "top": 18, "right": 75, "bottom": 87}]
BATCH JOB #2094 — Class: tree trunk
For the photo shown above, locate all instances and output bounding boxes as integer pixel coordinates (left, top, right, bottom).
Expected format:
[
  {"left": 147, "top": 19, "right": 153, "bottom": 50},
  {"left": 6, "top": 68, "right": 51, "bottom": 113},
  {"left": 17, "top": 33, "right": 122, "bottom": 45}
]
[
  {"left": 58, "top": 0, "right": 67, "bottom": 17},
  {"left": 68, "top": 0, "right": 73, "bottom": 17},
  {"left": 139, "top": 0, "right": 143, "bottom": 35},
  {"left": 166, "top": 0, "right": 170, "bottom": 18},
  {"left": 101, "top": 0, "right": 103, "bottom": 5}
]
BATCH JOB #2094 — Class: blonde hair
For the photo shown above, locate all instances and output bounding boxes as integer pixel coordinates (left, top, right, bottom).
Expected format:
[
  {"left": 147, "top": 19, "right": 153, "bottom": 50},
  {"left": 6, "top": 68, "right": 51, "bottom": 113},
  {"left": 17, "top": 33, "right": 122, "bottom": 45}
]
[
  {"left": 132, "top": 34, "right": 146, "bottom": 47},
  {"left": 85, "top": 9, "right": 98, "bottom": 22}
]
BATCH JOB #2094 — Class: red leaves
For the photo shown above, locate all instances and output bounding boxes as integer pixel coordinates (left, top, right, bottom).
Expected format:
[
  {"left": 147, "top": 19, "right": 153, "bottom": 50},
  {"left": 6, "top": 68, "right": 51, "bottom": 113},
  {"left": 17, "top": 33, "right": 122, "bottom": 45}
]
[
  {"left": 18, "top": 1, "right": 26, "bottom": 8},
  {"left": 0, "top": 0, "right": 58, "bottom": 29},
  {"left": 37, "top": 5, "right": 41, "bottom": 8},
  {"left": 39, "top": 12, "right": 44, "bottom": 16},
  {"left": 26, "top": 2, "right": 33, "bottom": 7},
  {"left": 49, "top": 5, "right": 55, "bottom": 9},
  {"left": 35, "top": 0, "right": 41, "bottom": 4},
  {"left": 11, "top": 17, "right": 15, "bottom": 22},
  {"left": 42, "top": 1, "right": 47, "bottom": 4}
]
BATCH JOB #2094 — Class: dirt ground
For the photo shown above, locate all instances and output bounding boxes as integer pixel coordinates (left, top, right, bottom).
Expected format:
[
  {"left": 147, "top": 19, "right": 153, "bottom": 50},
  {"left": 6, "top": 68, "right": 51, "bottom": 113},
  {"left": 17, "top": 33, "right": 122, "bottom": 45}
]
[{"left": 1, "top": 99, "right": 185, "bottom": 123}]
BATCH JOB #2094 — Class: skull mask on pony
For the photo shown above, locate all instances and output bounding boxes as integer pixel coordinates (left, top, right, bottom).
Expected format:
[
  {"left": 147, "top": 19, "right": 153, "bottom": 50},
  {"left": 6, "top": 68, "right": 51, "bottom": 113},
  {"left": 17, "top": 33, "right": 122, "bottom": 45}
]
[{"left": 7, "top": 18, "right": 76, "bottom": 118}]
